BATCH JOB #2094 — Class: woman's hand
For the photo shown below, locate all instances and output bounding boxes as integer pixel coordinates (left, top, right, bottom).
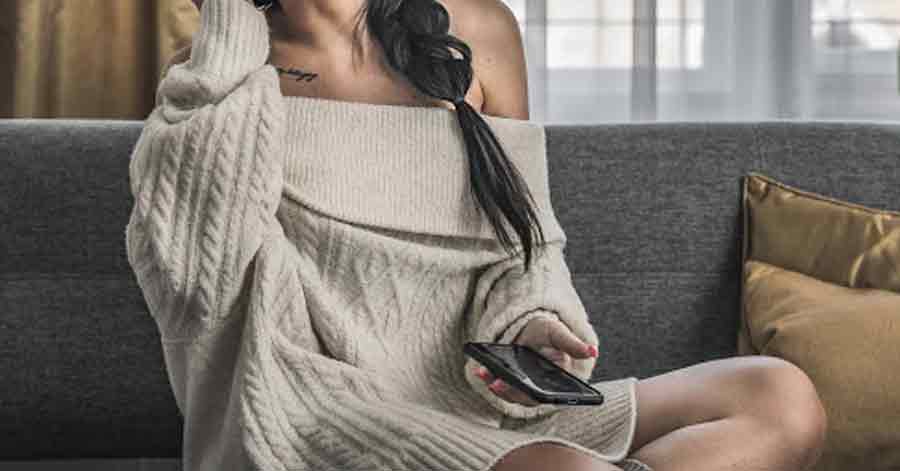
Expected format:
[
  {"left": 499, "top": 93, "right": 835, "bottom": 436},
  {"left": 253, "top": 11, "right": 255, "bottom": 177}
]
[{"left": 472, "top": 315, "right": 599, "bottom": 407}]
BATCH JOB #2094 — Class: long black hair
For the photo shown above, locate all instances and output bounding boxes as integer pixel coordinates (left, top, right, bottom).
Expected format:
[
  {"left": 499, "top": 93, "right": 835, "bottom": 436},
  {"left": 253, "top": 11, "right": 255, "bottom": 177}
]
[{"left": 268, "top": 0, "right": 547, "bottom": 271}]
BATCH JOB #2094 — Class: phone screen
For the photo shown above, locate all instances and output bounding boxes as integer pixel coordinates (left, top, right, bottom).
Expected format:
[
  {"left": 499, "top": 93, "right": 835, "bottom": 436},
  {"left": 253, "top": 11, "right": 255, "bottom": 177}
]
[{"left": 489, "top": 344, "right": 598, "bottom": 395}]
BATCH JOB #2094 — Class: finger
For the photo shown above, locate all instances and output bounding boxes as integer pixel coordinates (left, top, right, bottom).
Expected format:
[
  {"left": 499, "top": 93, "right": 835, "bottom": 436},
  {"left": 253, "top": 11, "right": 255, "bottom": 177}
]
[
  {"left": 553, "top": 354, "right": 572, "bottom": 372},
  {"left": 547, "top": 322, "right": 598, "bottom": 360},
  {"left": 489, "top": 379, "right": 540, "bottom": 407},
  {"left": 473, "top": 365, "right": 495, "bottom": 384},
  {"left": 535, "top": 346, "right": 571, "bottom": 371},
  {"left": 538, "top": 346, "right": 567, "bottom": 364}
]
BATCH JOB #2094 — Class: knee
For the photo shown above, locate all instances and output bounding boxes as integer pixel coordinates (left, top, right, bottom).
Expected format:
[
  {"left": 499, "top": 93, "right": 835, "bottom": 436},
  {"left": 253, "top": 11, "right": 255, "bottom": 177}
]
[{"left": 747, "top": 358, "right": 828, "bottom": 468}]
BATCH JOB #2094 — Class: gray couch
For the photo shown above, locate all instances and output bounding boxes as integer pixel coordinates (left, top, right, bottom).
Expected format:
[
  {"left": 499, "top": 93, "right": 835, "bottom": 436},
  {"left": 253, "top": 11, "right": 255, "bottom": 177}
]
[{"left": 2, "top": 119, "right": 899, "bottom": 470}]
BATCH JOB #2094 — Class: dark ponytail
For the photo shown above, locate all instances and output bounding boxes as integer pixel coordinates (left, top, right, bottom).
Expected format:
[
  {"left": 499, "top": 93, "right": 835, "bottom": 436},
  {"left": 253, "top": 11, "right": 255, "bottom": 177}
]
[{"left": 267, "top": 0, "right": 548, "bottom": 271}]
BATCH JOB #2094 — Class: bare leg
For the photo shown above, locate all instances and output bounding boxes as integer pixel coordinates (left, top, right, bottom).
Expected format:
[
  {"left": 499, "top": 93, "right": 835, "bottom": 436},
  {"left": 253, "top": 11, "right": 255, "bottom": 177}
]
[
  {"left": 620, "top": 356, "right": 827, "bottom": 471},
  {"left": 492, "top": 442, "right": 626, "bottom": 471},
  {"left": 628, "top": 413, "right": 816, "bottom": 471}
]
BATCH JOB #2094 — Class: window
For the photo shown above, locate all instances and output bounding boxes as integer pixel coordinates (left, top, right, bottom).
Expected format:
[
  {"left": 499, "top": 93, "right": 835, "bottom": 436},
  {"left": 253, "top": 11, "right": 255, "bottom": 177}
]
[
  {"left": 813, "top": 0, "right": 900, "bottom": 119},
  {"left": 501, "top": 0, "right": 900, "bottom": 124}
]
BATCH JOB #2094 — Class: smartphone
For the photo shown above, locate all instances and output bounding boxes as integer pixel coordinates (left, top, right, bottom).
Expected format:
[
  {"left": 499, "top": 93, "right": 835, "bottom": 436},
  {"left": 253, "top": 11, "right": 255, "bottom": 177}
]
[{"left": 464, "top": 342, "right": 605, "bottom": 406}]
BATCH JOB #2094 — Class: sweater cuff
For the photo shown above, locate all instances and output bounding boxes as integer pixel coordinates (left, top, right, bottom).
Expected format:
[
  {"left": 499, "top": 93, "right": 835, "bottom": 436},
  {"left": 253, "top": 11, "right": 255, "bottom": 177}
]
[{"left": 187, "top": 0, "right": 271, "bottom": 83}]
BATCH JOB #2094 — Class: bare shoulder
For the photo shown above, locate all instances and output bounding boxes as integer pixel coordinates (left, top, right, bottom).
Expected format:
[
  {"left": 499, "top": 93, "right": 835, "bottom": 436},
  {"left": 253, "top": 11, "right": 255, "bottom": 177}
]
[
  {"left": 438, "top": 0, "right": 529, "bottom": 120},
  {"left": 438, "top": 0, "right": 519, "bottom": 39}
]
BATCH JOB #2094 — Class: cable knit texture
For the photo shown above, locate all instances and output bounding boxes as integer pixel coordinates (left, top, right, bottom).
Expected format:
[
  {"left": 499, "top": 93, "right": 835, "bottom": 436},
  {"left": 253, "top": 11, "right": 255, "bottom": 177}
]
[{"left": 124, "top": 0, "right": 638, "bottom": 470}]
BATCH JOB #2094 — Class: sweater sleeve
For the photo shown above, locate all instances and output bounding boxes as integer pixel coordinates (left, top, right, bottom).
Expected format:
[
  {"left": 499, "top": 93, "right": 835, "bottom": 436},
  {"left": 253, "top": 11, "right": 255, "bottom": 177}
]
[
  {"left": 463, "top": 239, "right": 601, "bottom": 420},
  {"left": 125, "top": 0, "right": 282, "bottom": 342}
]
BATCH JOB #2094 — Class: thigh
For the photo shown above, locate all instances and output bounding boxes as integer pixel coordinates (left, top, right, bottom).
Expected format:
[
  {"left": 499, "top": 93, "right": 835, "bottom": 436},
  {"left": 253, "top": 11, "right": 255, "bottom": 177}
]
[
  {"left": 493, "top": 442, "right": 620, "bottom": 471},
  {"left": 628, "top": 355, "right": 787, "bottom": 454}
]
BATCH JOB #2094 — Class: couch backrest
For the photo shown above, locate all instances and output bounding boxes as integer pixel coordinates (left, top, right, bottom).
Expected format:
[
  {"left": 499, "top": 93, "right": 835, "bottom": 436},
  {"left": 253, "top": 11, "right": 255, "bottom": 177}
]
[
  {"left": 0, "top": 119, "right": 182, "bottom": 460},
  {"left": 1, "top": 119, "right": 898, "bottom": 459}
]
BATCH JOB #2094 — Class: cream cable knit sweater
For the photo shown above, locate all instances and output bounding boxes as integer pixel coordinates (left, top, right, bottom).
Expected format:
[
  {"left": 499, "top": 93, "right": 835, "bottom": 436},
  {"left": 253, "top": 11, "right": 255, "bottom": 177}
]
[{"left": 124, "top": 0, "right": 638, "bottom": 470}]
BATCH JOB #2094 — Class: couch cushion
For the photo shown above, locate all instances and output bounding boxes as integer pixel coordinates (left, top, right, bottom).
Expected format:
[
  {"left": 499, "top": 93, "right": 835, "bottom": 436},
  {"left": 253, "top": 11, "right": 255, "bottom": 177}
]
[{"left": 740, "top": 172, "right": 900, "bottom": 471}]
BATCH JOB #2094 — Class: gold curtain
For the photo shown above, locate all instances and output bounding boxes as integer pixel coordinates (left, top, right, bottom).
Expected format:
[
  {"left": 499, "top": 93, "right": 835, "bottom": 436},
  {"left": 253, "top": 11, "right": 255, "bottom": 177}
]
[{"left": 0, "top": 0, "right": 200, "bottom": 120}]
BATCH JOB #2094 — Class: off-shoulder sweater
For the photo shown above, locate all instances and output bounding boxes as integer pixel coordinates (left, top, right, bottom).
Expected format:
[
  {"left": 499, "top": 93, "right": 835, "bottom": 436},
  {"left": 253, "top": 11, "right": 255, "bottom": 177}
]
[{"left": 124, "top": 0, "right": 638, "bottom": 470}]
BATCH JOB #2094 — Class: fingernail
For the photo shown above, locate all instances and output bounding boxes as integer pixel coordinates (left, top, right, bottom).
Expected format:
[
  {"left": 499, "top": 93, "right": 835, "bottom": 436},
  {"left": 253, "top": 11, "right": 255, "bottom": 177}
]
[
  {"left": 585, "top": 345, "right": 598, "bottom": 357},
  {"left": 475, "top": 367, "right": 487, "bottom": 379},
  {"left": 489, "top": 380, "right": 506, "bottom": 392}
]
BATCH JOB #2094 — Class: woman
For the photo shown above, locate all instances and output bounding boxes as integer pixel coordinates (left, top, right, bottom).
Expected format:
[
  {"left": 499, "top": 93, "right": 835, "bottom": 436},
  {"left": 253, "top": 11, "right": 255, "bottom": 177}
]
[{"left": 126, "top": 0, "right": 828, "bottom": 470}]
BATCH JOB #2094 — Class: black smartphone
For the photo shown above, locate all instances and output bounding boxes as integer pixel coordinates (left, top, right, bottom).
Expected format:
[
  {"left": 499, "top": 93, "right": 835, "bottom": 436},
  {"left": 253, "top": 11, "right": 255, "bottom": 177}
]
[{"left": 464, "top": 342, "right": 605, "bottom": 406}]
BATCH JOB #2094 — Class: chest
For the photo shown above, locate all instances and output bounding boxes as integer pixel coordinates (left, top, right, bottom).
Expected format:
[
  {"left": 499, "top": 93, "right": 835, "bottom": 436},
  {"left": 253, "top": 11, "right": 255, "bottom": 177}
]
[{"left": 275, "top": 62, "right": 485, "bottom": 112}]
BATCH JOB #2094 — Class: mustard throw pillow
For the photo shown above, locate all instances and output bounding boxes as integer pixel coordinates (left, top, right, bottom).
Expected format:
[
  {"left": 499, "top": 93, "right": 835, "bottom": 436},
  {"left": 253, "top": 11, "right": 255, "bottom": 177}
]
[{"left": 739, "top": 173, "right": 900, "bottom": 471}]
